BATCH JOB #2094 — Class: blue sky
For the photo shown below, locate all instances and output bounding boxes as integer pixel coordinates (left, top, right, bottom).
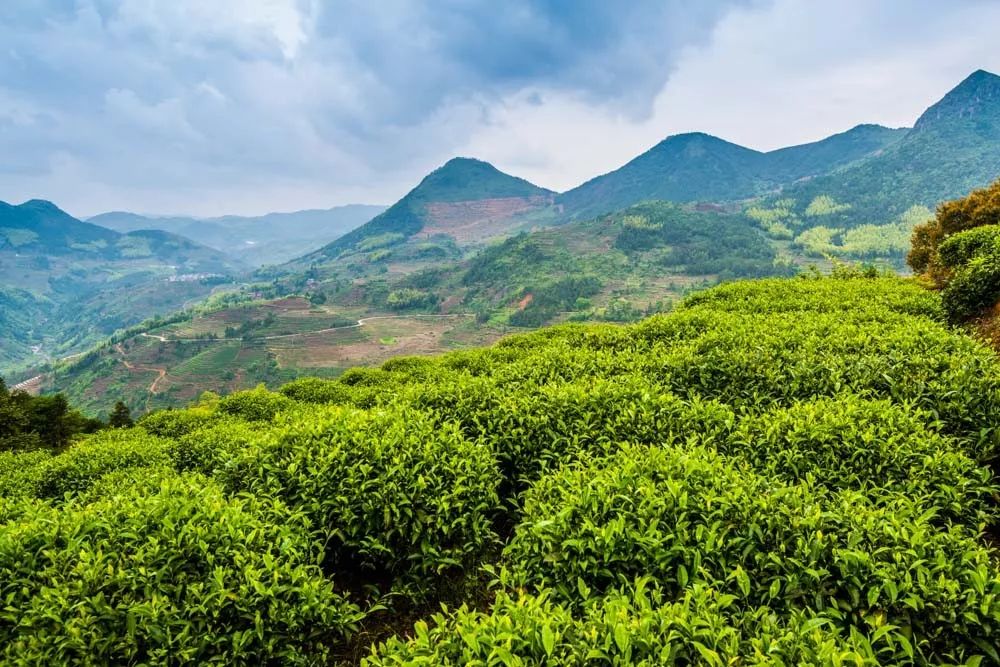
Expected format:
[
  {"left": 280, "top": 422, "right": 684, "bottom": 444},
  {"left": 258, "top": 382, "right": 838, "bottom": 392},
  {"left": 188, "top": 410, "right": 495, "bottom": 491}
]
[{"left": 1, "top": 0, "right": 999, "bottom": 217}]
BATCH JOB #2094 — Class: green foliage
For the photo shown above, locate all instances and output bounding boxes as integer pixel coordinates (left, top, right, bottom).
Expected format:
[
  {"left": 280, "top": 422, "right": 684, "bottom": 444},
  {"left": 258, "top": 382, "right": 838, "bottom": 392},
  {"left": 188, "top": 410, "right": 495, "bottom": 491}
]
[
  {"left": 723, "top": 395, "right": 994, "bottom": 526},
  {"left": 221, "top": 405, "right": 501, "bottom": 580},
  {"left": 612, "top": 202, "right": 786, "bottom": 279},
  {"left": 0, "top": 474, "right": 363, "bottom": 664},
  {"left": 0, "top": 382, "right": 103, "bottom": 452},
  {"left": 939, "top": 224, "right": 1000, "bottom": 268},
  {"left": 107, "top": 400, "right": 133, "bottom": 428},
  {"left": 385, "top": 287, "right": 437, "bottom": 311},
  {"left": 217, "top": 385, "right": 295, "bottom": 422},
  {"left": 804, "top": 195, "right": 851, "bottom": 217},
  {"left": 366, "top": 582, "right": 886, "bottom": 666},
  {"left": 505, "top": 444, "right": 1000, "bottom": 662},
  {"left": 5, "top": 274, "right": 1000, "bottom": 662}
]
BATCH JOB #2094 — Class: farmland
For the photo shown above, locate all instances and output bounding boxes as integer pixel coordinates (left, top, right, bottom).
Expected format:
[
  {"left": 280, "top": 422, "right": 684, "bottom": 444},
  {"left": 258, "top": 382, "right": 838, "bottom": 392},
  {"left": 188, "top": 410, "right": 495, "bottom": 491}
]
[{"left": 4, "top": 272, "right": 1000, "bottom": 663}]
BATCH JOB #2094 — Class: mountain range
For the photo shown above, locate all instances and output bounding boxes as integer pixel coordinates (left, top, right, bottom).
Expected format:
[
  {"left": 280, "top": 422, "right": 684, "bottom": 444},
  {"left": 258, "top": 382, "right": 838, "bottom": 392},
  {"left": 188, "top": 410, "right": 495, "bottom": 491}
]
[
  {"left": 0, "top": 199, "right": 241, "bottom": 368},
  {"left": 89, "top": 204, "right": 386, "bottom": 266},
  {"left": 5, "top": 68, "right": 1000, "bottom": 387}
]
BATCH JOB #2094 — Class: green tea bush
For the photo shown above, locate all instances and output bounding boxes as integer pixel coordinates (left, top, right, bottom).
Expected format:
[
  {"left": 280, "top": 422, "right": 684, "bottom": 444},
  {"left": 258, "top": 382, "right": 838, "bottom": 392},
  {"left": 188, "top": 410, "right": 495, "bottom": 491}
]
[
  {"left": 0, "top": 450, "right": 50, "bottom": 498},
  {"left": 222, "top": 405, "right": 501, "bottom": 579},
  {"left": 217, "top": 385, "right": 295, "bottom": 421},
  {"left": 410, "top": 376, "right": 734, "bottom": 495},
  {"left": 167, "top": 417, "right": 271, "bottom": 474},
  {"left": 505, "top": 444, "right": 1000, "bottom": 662},
  {"left": 722, "top": 395, "right": 995, "bottom": 525},
  {"left": 280, "top": 376, "right": 355, "bottom": 404},
  {"left": 138, "top": 406, "right": 221, "bottom": 438},
  {"left": 942, "top": 245, "right": 1000, "bottom": 322},
  {"left": 680, "top": 275, "right": 943, "bottom": 319},
  {"left": 0, "top": 474, "right": 364, "bottom": 665},
  {"left": 366, "top": 582, "right": 890, "bottom": 666},
  {"left": 29, "top": 429, "right": 172, "bottom": 501}
]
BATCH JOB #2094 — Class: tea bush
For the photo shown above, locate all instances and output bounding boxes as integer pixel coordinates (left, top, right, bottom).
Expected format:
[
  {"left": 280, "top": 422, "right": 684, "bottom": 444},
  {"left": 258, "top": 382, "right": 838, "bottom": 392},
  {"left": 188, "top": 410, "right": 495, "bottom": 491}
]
[
  {"left": 680, "top": 275, "right": 944, "bottom": 319},
  {"left": 409, "top": 376, "right": 734, "bottom": 495},
  {"left": 0, "top": 449, "right": 50, "bottom": 498},
  {"left": 167, "top": 417, "right": 270, "bottom": 474},
  {"left": 366, "top": 582, "right": 894, "bottom": 666},
  {"left": 27, "top": 429, "right": 172, "bottom": 501},
  {"left": 505, "top": 444, "right": 1000, "bottom": 662},
  {"left": 217, "top": 384, "right": 295, "bottom": 421},
  {"left": 722, "top": 395, "right": 995, "bottom": 525},
  {"left": 137, "top": 405, "right": 222, "bottom": 438},
  {"left": 5, "top": 275, "right": 1000, "bottom": 662},
  {"left": 222, "top": 405, "right": 501, "bottom": 579},
  {"left": 0, "top": 474, "right": 364, "bottom": 665}
]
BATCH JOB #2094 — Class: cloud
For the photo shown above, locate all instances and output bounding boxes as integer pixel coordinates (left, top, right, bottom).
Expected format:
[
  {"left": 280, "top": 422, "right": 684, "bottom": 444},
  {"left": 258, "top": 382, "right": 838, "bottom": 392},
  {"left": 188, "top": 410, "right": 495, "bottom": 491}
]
[{"left": 0, "top": 1, "right": 997, "bottom": 215}]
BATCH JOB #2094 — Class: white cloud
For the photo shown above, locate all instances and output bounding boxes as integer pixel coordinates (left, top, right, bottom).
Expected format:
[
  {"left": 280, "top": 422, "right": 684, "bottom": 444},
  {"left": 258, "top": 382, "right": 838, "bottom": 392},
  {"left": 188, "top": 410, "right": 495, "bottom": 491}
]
[{"left": 0, "top": 1, "right": 998, "bottom": 216}]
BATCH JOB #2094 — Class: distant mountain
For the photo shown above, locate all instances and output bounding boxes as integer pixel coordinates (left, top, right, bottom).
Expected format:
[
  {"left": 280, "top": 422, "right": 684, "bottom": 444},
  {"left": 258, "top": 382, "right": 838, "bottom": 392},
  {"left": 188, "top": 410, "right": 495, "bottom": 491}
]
[
  {"left": 298, "top": 158, "right": 555, "bottom": 266},
  {"left": 775, "top": 69, "right": 1000, "bottom": 226},
  {"left": 0, "top": 200, "right": 243, "bottom": 372},
  {"left": 89, "top": 204, "right": 386, "bottom": 266},
  {"left": 558, "top": 125, "right": 907, "bottom": 221}
]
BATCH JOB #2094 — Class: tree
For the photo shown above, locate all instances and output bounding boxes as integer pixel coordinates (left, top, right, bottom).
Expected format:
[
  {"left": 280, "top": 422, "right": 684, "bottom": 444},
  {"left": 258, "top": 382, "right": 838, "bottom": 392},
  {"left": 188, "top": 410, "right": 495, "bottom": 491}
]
[
  {"left": 908, "top": 178, "right": 1000, "bottom": 285},
  {"left": 108, "top": 401, "right": 134, "bottom": 428}
]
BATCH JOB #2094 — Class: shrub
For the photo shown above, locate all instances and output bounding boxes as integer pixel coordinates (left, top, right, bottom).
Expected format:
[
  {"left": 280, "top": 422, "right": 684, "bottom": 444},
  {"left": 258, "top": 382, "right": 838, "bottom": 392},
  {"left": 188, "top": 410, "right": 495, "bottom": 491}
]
[
  {"left": 0, "top": 450, "right": 50, "bottom": 498},
  {"left": 280, "top": 377, "right": 355, "bottom": 404},
  {"left": 221, "top": 405, "right": 501, "bottom": 580},
  {"left": 680, "top": 275, "right": 943, "bottom": 319},
  {"left": 942, "top": 244, "right": 1000, "bottom": 322},
  {"left": 722, "top": 395, "right": 994, "bottom": 526},
  {"left": 410, "top": 376, "right": 734, "bottom": 496},
  {"left": 367, "top": 582, "right": 891, "bottom": 666},
  {"left": 505, "top": 444, "right": 1000, "bottom": 662},
  {"left": 217, "top": 385, "right": 294, "bottom": 422},
  {"left": 938, "top": 224, "right": 1000, "bottom": 269},
  {"left": 0, "top": 475, "right": 364, "bottom": 664},
  {"left": 167, "top": 418, "right": 270, "bottom": 475},
  {"left": 138, "top": 407, "right": 221, "bottom": 438},
  {"left": 29, "top": 429, "right": 172, "bottom": 501}
]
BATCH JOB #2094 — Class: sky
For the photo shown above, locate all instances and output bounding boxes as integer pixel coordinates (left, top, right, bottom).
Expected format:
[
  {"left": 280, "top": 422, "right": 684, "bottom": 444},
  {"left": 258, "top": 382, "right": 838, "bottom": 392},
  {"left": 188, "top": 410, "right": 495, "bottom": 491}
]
[{"left": 1, "top": 0, "right": 1000, "bottom": 218}]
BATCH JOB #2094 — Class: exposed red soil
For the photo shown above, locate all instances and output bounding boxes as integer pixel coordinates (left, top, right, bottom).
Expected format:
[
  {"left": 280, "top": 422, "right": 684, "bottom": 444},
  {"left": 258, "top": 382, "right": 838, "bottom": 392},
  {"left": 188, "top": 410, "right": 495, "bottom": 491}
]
[{"left": 419, "top": 195, "right": 554, "bottom": 244}]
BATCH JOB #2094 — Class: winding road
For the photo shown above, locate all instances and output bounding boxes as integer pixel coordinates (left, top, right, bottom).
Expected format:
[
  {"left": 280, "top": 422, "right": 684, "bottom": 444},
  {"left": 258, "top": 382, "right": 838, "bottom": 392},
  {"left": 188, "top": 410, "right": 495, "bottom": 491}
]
[{"left": 139, "top": 313, "right": 473, "bottom": 343}]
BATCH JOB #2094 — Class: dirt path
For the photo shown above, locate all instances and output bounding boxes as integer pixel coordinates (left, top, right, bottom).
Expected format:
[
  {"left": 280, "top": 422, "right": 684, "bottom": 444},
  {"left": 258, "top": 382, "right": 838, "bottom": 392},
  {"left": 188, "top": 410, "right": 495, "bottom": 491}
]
[
  {"left": 115, "top": 343, "right": 168, "bottom": 395},
  {"left": 140, "top": 313, "right": 474, "bottom": 343}
]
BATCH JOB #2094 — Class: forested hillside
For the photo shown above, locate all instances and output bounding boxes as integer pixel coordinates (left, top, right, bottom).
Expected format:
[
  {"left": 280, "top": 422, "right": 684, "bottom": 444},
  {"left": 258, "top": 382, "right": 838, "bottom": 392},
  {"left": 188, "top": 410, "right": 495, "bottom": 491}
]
[
  {"left": 41, "top": 200, "right": 797, "bottom": 415},
  {"left": 0, "top": 200, "right": 243, "bottom": 372},
  {"left": 4, "top": 272, "right": 1000, "bottom": 663}
]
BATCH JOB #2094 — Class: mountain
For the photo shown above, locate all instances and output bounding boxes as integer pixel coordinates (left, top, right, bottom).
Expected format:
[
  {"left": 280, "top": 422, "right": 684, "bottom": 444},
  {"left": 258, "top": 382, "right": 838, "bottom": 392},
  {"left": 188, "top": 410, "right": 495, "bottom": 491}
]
[
  {"left": 297, "top": 158, "right": 555, "bottom": 268},
  {"left": 558, "top": 125, "right": 907, "bottom": 221},
  {"left": 0, "top": 200, "right": 244, "bottom": 372},
  {"left": 772, "top": 69, "right": 1000, "bottom": 229},
  {"left": 41, "top": 199, "right": 794, "bottom": 416},
  {"left": 89, "top": 204, "right": 386, "bottom": 266}
]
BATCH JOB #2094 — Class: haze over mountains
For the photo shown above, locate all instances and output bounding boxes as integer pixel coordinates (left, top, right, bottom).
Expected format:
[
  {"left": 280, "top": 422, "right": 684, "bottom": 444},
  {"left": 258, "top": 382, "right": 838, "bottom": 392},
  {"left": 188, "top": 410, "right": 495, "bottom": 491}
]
[{"left": 88, "top": 205, "right": 386, "bottom": 266}]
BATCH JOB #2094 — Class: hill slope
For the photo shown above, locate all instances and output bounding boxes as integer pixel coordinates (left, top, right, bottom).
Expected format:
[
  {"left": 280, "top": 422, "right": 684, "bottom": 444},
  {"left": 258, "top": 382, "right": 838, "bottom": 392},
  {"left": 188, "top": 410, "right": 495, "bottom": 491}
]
[
  {"left": 0, "top": 200, "right": 244, "bottom": 372},
  {"left": 89, "top": 204, "right": 386, "bottom": 266},
  {"left": 558, "top": 124, "right": 907, "bottom": 220},
  {"left": 296, "top": 158, "right": 555, "bottom": 269},
  {"left": 766, "top": 69, "right": 1000, "bottom": 230},
  {"left": 41, "top": 200, "right": 796, "bottom": 415}
]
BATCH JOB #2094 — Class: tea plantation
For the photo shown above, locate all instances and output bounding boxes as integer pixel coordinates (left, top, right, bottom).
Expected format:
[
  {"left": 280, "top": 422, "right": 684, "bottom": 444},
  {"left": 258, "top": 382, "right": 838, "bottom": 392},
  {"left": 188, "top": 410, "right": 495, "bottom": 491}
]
[{"left": 4, "top": 273, "right": 1000, "bottom": 665}]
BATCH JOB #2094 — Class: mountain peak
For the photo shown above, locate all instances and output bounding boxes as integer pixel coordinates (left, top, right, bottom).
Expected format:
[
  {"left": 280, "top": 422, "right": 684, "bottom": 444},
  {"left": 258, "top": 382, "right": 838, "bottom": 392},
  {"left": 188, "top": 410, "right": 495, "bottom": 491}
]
[
  {"left": 409, "top": 157, "right": 551, "bottom": 203},
  {"left": 914, "top": 69, "right": 1000, "bottom": 130}
]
